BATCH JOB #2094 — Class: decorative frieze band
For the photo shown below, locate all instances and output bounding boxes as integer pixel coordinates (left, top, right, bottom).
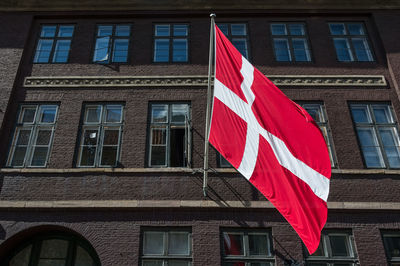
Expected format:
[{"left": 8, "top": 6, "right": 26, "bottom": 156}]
[{"left": 24, "top": 75, "right": 387, "bottom": 88}]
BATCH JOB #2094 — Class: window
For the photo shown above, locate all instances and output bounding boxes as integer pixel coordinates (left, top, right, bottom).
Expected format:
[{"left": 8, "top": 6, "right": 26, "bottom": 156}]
[
  {"left": 218, "top": 23, "right": 249, "bottom": 59},
  {"left": 148, "top": 103, "right": 191, "bottom": 167},
  {"left": 305, "top": 231, "right": 358, "bottom": 266},
  {"left": 350, "top": 103, "right": 400, "bottom": 168},
  {"left": 77, "top": 104, "right": 124, "bottom": 167},
  {"left": 382, "top": 232, "right": 400, "bottom": 266},
  {"left": 300, "top": 103, "right": 336, "bottom": 167},
  {"left": 7, "top": 104, "right": 58, "bottom": 167},
  {"left": 153, "top": 24, "right": 188, "bottom": 62},
  {"left": 141, "top": 229, "right": 192, "bottom": 266},
  {"left": 6, "top": 234, "right": 100, "bottom": 266},
  {"left": 329, "top": 22, "right": 374, "bottom": 62},
  {"left": 270, "top": 23, "right": 311, "bottom": 62},
  {"left": 221, "top": 230, "right": 274, "bottom": 266},
  {"left": 93, "top": 24, "right": 131, "bottom": 63},
  {"left": 218, "top": 153, "right": 232, "bottom": 168},
  {"left": 33, "top": 24, "right": 74, "bottom": 63}
]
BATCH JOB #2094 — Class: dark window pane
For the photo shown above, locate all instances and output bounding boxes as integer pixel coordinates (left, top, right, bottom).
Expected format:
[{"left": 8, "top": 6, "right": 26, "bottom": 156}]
[
  {"left": 168, "top": 232, "right": 190, "bottom": 255},
  {"left": 155, "top": 25, "right": 170, "bottom": 36},
  {"left": 143, "top": 260, "right": 163, "bottom": 266},
  {"left": 288, "top": 24, "right": 305, "bottom": 35},
  {"left": 249, "top": 234, "right": 269, "bottom": 256},
  {"left": 115, "top": 25, "right": 130, "bottom": 36},
  {"left": 58, "top": 25, "right": 74, "bottom": 37},
  {"left": 329, "top": 23, "right": 346, "bottom": 35},
  {"left": 218, "top": 24, "right": 229, "bottom": 35},
  {"left": 53, "top": 40, "right": 71, "bottom": 63},
  {"left": 75, "top": 246, "right": 94, "bottom": 266},
  {"left": 85, "top": 107, "right": 102, "bottom": 123},
  {"left": 271, "top": 24, "right": 287, "bottom": 35},
  {"left": 103, "top": 129, "right": 119, "bottom": 145},
  {"left": 98, "top": 25, "right": 113, "bottom": 37},
  {"left": 171, "top": 104, "right": 188, "bottom": 123},
  {"left": 385, "top": 236, "right": 400, "bottom": 258},
  {"left": 232, "top": 38, "right": 248, "bottom": 58},
  {"left": 37, "top": 259, "right": 66, "bottom": 266},
  {"left": 223, "top": 262, "right": 245, "bottom": 266},
  {"left": 231, "top": 24, "right": 246, "bottom": 36},
  {"left": 144, "top": 232, "right": 164, "bottom": 255},
  {"left": 373, "top": 105, "right": 392, "bottom": 123},
  {"left": 250, "top": 263, "right": 271, "bottom": 266},
  {"left": 173, "top": 25, "right": 188, "bottom": 36},
  {"left": 168, "top": 261, "right": 190, "bottom": 266},
  {"left": 151, "top": 146, "right": 166, "bottom": 166},
  {"left": 329, "top": 235, "right": 350, "bottom": 257},
  {"left": 223, "top": 233, "right": 244, "bottom": 256},
  {"left": 34, "top": 39, "right": 53, "bottom": 63},
  {"left": 9, "top": 244, "right": 32, "bottom": 266},
  {"left": 112, "top": 39, "right": 129, "bottom": 62},
  {"left": 31, "top": 147, "right": 49, "bottom": 166},
  {"left": 39, "top": 106, "right": 57, "bottom": 123},
  {"left": 333, "top": 39, "right": 353, "bottom": 61},
  {"left": 105, "top": 106, "right": 122, "bottom": 123},
  {"left": 83, "top": 130, "right": 99, "bottom": 145},
  {"left": 41, "top": 26, "right": 57, "bottom": 37},
  {"left": 21, "top": 107, "right": 36, "bottom": 123},
  {"left": 352, "top": 38, "right": 373, "bottom": 61},
  {"left": 347, "top": 23, "right": 364, "bottom": 35},
  {"left": 351, "top": 105, "right": 370, "bottom": 123},
  {"left": 101, "top": 146, "right": 117, "bottom": 166},
  {"left": 17, "top": 129, "right": 32, "bottom": 145},
  {"left": 11, "top": 147, "right": 27, "bottom": 166},
  {"left": 93, "top": 37, "right": 110, "bottom": 62},
  {"left": 172, "top": 39, "right": 187, "bottom": 62},
  {"left": 170, "top": 128, "right": 185, "bottom": 167},
  {"left": 154, "top": 39, "right": 169, "bottom": 62},
  {"left": 273, "top": 39, "right": 290, "bottom": 61},
  {"left": 152, "top": 128, "right": 166, "bottom": 145},
  {"left": 80, "top": 147, "right": 96, "bottom": 166},
  {"left": 35, "top": 130, "right": 52, "bottom": 145},
  {"left": 151, "top": 105, "right": 168, "bottom": 123},
  {"left": 40, "top": 239, "right": 68, "bottom": 258}
]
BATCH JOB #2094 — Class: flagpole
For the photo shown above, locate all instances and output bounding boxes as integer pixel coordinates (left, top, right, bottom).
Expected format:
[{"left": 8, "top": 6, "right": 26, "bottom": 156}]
[{"left": 203, "top": 13, "right": 216, "bottom": 197}]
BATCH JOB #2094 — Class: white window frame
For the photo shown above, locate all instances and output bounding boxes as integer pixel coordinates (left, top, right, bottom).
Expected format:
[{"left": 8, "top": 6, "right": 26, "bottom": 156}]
[
  {"left": 305, "top": 231, "right": 358, "bottom": 265},
  {"left": 329, "top": 22, "right": 374, "bottom": 62},
  {"left": 221, "top": 230, "right": 275, "bottom": 266},
  {"left": 7, "top": 104, "right": 59, "bottom": 168},
  {"left": 148, "top": 103, "right": 191, "bottom": 168},
  {"left": 382, "top": 232, "right": 400, "bottom": 265},
  {"left": 300, "top": 102, "right": 336, "bottom": 167},
  {"left": 77, "top": 104, "right": 124, "bottom": 167},
  {"left": 141, "top": 229, "right": 192, "bottom": 266},
  {"left": 350, "top": 103, "right": 400, "bottom": 169},
  {"left": 270, "top": 22, "right": 311, "bottom": 62}
]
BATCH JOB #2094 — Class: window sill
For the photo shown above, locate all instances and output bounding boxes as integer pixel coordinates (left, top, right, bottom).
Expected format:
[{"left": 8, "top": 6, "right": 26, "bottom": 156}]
[{"left": 1, "top": 167, "right": 400, "bottom": 175}]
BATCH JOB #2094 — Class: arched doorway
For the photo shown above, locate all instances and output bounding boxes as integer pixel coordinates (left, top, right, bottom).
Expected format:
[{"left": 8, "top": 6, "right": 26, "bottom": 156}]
[{"left": 3, "top": 228, "right": 101, "bottom": 266}]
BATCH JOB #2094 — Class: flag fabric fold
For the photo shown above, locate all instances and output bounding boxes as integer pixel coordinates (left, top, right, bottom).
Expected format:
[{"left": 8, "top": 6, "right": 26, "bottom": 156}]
[{"left": 208, "top": 25, "right": 331, "bottom": 254}]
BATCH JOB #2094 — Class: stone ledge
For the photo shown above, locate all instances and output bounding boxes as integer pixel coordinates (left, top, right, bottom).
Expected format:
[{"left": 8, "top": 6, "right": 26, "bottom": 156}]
[
  {"left": 1, "top": 167, "right": 400, "bottom": 175},
  {"left": 24, "top": 75, "right": 387, "bottom": 88},
  {"left": 0, "top": 200, "right": 399, "bottom": 210}
]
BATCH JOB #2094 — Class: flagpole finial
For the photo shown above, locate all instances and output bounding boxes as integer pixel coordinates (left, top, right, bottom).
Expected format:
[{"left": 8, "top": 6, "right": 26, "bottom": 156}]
[{"left": 210, "top": 13, "right": 216, "bottom": 18}]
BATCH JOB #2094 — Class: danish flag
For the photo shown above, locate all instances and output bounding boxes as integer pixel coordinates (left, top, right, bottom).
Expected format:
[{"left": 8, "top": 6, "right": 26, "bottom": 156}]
[{"left": 208, "top": 25, "right": 331, "bottom": 253}]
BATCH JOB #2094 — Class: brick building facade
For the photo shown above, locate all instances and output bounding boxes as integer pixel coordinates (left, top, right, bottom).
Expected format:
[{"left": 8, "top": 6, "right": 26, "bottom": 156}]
[{"left": 0, "top": 0, "right": 399, "bottom": 265}]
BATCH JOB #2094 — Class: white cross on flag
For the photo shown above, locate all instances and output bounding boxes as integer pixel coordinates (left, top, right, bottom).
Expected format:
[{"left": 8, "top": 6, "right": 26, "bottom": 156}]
[{"left": 208, "top": 25, "right": 331, "bottom": 254}]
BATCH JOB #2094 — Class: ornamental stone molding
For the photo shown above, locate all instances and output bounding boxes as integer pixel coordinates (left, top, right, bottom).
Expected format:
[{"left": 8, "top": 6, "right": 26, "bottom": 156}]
[{"left": 24, "top": 75, "right": 387, "bottom": 88}]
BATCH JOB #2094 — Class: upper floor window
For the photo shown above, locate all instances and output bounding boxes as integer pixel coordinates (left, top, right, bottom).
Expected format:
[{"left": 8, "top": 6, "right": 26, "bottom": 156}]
[
  {"left": 221, "top": 230, "right": 274, "bottom": 266},
  {"left": 350, "top": 103, "right": 400, "bottom": 168},
  {"left": 153, "top": 24, "right": 188, "bottom": 62},
  {"left": 271, "top": 23, "right": 311, "bottom": 62},
  {"left": 93, "top": 24, "right": 131, "bottom": 63},
  {"left": 300, "top": 103, "right": 336, "bottom": 167},
  {"left": 33, "top": 25, "right": 74, "bottom": 63},
  {"left": 329, "top": 22, "right": 374, "bottom": 62},
  {"left": 77, "top": 104, "right": 124, "bottom": 167},
  {"left": 218, "top": 23, "right": 249, "bottom": 59},
  {"left": 7, "top": 104, "right": 58, "bottom": 167},
  {"left": 382, "top": 232, "right": 400, "bottom": 266},
  {"left": 148, "top": 103, "right": 191, "bottom": 167},
  {"left": 141, "top": 229, "right": 192, "bottom": 266},
  {"left": 305, "top": 231, "right": 358, "bottom": 265}
]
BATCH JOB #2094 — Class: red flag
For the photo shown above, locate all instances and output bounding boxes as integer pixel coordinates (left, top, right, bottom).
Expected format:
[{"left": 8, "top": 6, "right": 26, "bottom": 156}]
[{"left": 208, "top": 25, "right": 331, "bottom": 254}]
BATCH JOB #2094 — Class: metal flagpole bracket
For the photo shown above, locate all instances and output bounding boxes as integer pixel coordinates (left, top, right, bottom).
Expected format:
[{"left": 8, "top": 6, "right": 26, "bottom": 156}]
[{"left": 203, "top": 13, "right": 216, "bottom": 197}]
